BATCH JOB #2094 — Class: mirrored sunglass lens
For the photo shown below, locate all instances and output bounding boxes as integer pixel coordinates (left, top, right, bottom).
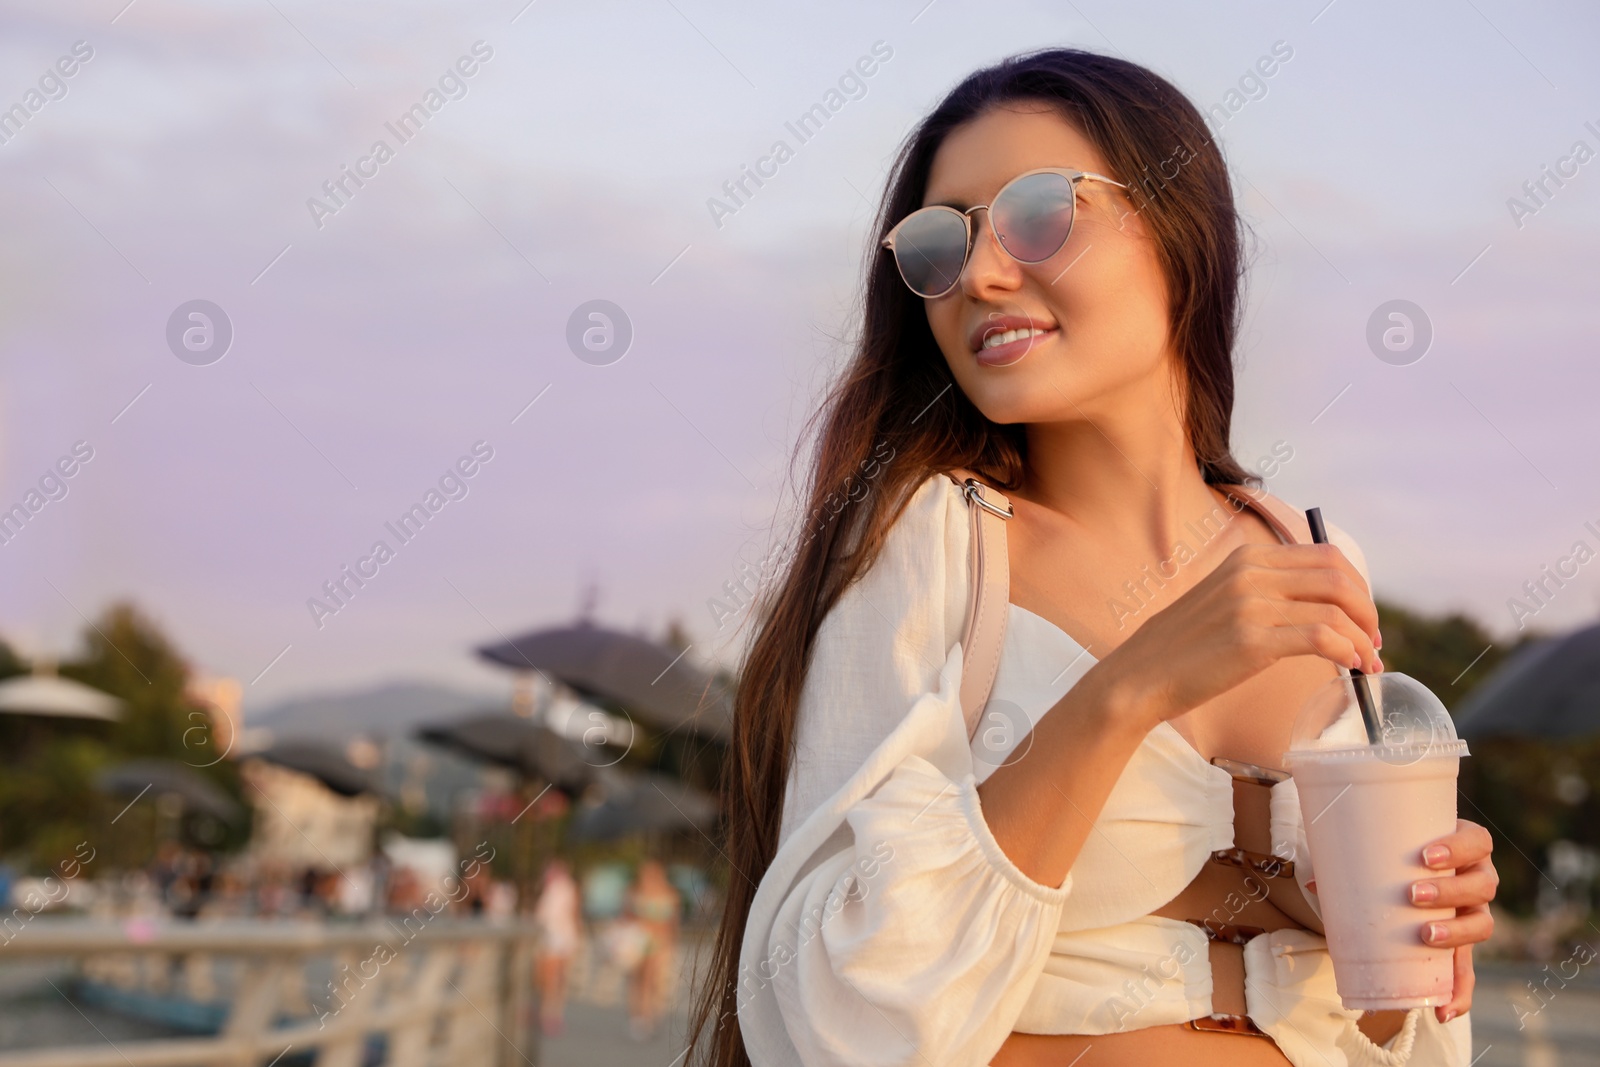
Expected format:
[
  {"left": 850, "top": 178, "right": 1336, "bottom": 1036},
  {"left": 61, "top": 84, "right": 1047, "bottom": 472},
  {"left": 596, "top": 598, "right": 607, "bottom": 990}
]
[
  {"left": 993, "top": 172, "right": 1076, "bottom": 263},
  {"left": 893, "top": 210, "right": 967, "bottom": 296}
]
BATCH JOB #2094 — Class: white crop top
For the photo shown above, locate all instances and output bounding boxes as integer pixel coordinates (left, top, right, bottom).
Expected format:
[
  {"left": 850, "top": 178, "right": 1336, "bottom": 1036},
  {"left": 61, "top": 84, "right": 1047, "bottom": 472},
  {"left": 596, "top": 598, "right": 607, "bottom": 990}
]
[{"left": 738, "top": 474, "right": 1473, "bottom": 1067}]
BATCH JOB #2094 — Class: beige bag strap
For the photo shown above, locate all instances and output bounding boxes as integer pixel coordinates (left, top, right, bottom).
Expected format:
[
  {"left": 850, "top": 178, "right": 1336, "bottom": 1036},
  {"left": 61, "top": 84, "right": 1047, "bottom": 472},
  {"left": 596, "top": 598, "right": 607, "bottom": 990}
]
[
  {"left": 944, "top": 469, "right": 1013, "bottom": 742},
  {"left": 1217, "top": 484, "right": 1313, "bottom": 546}
]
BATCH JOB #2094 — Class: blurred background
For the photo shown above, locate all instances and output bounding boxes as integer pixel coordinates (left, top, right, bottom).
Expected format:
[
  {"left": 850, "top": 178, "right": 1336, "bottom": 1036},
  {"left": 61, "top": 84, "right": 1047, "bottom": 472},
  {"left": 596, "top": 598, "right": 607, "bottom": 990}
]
[{"left": 1, "top": 1, "right": 1597, "bottom": 1064}]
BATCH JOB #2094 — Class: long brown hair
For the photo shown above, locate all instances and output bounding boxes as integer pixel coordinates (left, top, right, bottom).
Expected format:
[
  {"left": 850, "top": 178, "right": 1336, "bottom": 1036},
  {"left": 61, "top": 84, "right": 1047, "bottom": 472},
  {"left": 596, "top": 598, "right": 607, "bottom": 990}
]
[{"left": 688, "top": 47, "right": 1254, "bottom": 1065}]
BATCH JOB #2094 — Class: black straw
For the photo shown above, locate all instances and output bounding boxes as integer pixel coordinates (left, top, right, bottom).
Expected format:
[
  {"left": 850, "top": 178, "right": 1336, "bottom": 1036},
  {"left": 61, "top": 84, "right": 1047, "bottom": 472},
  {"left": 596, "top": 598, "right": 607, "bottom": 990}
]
[{"left": 1305, "top": 507, "right": 1382, "bottom": 744}]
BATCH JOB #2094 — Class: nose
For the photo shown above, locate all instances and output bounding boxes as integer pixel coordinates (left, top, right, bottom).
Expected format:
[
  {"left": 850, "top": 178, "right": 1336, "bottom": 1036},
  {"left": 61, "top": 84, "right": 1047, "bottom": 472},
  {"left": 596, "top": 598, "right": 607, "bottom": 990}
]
[{"left": 959, "top": 207, "right": 1024, "bottom": 299}]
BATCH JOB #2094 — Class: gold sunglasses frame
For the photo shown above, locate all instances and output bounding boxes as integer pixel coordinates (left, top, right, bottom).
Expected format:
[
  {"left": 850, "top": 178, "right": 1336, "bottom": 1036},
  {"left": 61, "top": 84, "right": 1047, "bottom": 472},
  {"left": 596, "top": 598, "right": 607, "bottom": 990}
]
[{"left": 880, "top": 167, "right": 1128, "bottom": 298}]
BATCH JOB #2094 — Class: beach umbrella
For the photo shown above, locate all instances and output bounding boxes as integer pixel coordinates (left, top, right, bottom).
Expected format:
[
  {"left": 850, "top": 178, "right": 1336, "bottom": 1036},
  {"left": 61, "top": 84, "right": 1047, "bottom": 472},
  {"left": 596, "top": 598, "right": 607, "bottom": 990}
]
[
  {"left": 414, "top": 712, "right": 596, "bottom": 796},
  {"left": 417, "top": 712, "right": 600, "bottom": 925},
  {"left": 566, "top": 767, "right": 718, "bottom": 842},
  {"left": 1454, "top": 622, "right": 1600, "bottom": 740},
  {"left": 96, "top": 758, "right": 241, "bottom": 821},
  {"left": 253, "top": 739, "right": 377, "bottom": 797},
  {"left": 0, "top": 673, "right": 122, "bottom": 721},
  {"left": 476, "top": 621, "right": 732, "bottom": 740}
]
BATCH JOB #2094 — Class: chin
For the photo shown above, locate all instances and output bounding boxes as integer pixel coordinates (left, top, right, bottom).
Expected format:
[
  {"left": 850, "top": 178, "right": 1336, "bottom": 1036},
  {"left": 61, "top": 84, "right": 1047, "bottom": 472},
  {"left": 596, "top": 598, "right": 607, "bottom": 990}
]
[
  {"left": 954, "top": 369, "right": 1075, "bottom": 426},
  {"left": 962, "top": 358, "right": 1158, "bottom": 429}
]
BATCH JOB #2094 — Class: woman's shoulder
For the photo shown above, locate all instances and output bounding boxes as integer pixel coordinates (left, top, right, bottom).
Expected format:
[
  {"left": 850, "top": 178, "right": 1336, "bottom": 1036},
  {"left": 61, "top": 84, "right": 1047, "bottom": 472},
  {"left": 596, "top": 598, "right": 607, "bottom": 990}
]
[
  {"left": 812, "top": 463, "right": 972, "bottom": 668},
  {"left": 835, "top": 470, "right": 970, "bottom": 621},
  {"left": 879, "top": 469, "right": 968, "bottom": 552},
  {"left": 1246, "top": 484, "right": 1372, "bottom": 589}
]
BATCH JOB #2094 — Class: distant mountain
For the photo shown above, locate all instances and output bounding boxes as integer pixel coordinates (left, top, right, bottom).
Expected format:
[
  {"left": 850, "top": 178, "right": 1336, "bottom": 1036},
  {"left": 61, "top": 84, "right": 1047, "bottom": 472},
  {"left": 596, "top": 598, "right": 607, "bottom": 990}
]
[
  {"left": 246, "top": 681, "right": 511, "bottom": 822},
  {"left": 250, "top": 680, "right": 503, "bottom": 742}
]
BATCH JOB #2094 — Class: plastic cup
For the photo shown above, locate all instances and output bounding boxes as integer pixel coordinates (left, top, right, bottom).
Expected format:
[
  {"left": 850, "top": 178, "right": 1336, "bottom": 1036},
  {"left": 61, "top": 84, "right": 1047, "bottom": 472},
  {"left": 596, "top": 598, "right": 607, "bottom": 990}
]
[{"left": 1284, "top": 672, "right": 1468, "bottom": 1010}]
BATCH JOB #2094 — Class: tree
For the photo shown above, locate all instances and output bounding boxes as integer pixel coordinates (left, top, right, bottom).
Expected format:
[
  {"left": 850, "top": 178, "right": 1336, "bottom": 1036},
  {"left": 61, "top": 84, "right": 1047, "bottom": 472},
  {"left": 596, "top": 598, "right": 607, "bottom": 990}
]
[
  {"left": 62, "top": 602, "right": 194, "bottom": 758},
  {"left": 662, "top": 615, "right": 692, "bottom": 654},
  {"left": 1375, "top": 599, "right": 1588, "bottom": 919},
  {"left": 0, "top": 637, "right": 25, "bottom": 681},
  {"left": 1373, "top": 599, "right": 1521, "bottom": 707},
  {"left": 0, "top": 602, "right": 249, "bottom": 872}
]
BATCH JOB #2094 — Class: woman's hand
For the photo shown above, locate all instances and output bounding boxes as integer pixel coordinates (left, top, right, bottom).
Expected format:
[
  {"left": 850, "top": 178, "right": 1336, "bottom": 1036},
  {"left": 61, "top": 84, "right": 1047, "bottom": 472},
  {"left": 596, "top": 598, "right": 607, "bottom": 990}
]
[
  {"left": 1308, "top": 819, "right": 1498, "bottom": 1022},
  {"left": 1096, "top": 541, "right": 1384, "bottom": 730},
  {"left": 1411, "top": 819, "right": 1498, "bottom": 1023}
]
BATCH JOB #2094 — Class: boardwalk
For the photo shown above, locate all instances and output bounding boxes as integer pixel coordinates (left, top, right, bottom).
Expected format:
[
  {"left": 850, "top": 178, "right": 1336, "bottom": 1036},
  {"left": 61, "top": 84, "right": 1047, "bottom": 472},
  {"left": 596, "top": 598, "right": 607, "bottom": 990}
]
[
  {"left": 478, "top": 955, "right": 1600, "bottom": 1067},
  {"left": 4, "top": 945, "right": 1597, "bottom": 1066},
  {"left": 1465, "top": 962, "right": 1600, "bottom": 1067}
]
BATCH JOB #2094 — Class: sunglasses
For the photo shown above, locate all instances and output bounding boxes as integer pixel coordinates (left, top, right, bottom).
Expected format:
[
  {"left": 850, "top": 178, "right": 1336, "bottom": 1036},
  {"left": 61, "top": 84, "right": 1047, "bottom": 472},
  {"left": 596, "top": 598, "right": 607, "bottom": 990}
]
[{"left": 881, "top": 167, "right": 1128, "bottom": 298}]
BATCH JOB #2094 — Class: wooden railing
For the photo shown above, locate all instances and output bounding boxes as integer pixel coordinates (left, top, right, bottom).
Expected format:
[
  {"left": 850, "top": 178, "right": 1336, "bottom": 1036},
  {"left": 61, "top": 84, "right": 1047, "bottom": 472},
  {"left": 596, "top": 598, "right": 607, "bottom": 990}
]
[{"left": 0, "top": 919, "right": 540, "bottom": 1067}]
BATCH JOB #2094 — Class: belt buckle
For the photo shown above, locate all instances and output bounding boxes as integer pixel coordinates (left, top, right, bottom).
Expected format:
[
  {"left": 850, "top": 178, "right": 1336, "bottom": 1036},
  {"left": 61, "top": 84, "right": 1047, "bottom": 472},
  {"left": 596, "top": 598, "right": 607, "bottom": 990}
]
[
  {"left": 1187, "top": 917, "right": 1267, "bottom": 946},
  {"left": 1211, "top": 846, "right": 1295, "bottom": 880},
  {"left": 1184, "top": 919, "right": 1271, "bottom": 1037},
  {"left": 1189, "top": 1013, "right": 1268, "bottom": 1037}
]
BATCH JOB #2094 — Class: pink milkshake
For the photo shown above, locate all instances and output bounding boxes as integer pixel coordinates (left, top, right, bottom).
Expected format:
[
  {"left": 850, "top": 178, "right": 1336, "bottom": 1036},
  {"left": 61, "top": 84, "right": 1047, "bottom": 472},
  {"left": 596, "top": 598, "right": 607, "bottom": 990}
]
[{"left": 1285, "top": 671, "right": 1468, "bottom": 1010}]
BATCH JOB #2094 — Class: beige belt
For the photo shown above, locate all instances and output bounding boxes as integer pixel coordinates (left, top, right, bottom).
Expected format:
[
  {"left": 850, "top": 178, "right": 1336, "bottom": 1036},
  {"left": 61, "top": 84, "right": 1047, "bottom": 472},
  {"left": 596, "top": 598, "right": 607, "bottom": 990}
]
[
  {"left": 1145, "top": 767, "right": 1407, "bottom": 1047},
  {"left": 1148, "top": 768, "right": 1316, "bottom": 1036}
]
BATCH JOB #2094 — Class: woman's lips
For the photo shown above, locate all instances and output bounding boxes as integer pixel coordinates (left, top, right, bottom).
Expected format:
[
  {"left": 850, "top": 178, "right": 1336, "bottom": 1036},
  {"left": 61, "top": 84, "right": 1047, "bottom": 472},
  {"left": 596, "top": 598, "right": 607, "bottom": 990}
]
[{"left": 975, "top": 327, "right": 1057, "bottom": 367}]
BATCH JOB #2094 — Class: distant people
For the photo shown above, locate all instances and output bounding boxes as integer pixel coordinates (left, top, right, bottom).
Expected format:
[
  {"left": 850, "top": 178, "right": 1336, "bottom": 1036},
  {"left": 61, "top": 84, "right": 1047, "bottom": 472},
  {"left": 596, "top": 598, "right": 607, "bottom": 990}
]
[
  {"left": 580, "top": 862, "right": 637, "bottom": 1008},
  {"left": 532, "top": 860, "right": 582, "bottom": 1037},
  {"left": 296, "top": 866, "right": 320, "bottom": 914},
  {"left": 462, "top": 862, "right": 492, "bottom": 917},
  {"left": 580, "top": 861, "right": 630, "bottom": 923},
  {"left": 171, "top": 851, "right": 212, "bottom": 921},
  {"left": 201, "top": 866, "right": 247, "bottom": 919},
  {"left": 147, "top": 841, "right": 184, "bottom": 913},
  {"left": 156, "top": 847, "right": 213, "bottom": 920},
  {"left": 385, "top": 866, "right": 423, "bottom": 916},
  {"left": 254, "top": 865, "right": 293, "bottom": 918},
  {"left": 486, "top": 877, "right": 517, "bottom": 921},
  {"left": 624, "top": 860, "right": 680, "bottom": 1041},
  {"left": 335, "top": 862, "right": 376, "bottom": 917}
]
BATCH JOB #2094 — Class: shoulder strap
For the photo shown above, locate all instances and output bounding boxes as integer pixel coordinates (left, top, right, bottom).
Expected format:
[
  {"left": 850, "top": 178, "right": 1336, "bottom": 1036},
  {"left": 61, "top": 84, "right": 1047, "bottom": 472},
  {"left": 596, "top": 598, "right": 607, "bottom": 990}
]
[
  {"left": 1217, "top": 484, "right": 1312, "bottom": 546},
  {"left": 947, "top": 480, "right": 1301, "bottom": 744},
  {"left": 944, "top": 469, "right": 1013, "bottom": 742}
]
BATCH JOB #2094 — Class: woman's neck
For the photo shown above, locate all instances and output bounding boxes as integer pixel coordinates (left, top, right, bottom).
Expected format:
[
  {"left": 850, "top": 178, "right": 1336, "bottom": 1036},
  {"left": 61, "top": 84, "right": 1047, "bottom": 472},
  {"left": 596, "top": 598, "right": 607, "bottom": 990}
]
[{"left": 1016, "top": 373, "right": 1221, "bottom": 560}]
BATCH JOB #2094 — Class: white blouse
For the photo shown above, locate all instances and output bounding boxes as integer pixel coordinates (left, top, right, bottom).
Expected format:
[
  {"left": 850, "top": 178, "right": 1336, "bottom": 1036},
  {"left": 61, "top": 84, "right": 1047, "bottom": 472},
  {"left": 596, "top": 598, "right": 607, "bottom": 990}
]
[{"left": 738, "top": 473, "right": 1473, "bottom": 1067}]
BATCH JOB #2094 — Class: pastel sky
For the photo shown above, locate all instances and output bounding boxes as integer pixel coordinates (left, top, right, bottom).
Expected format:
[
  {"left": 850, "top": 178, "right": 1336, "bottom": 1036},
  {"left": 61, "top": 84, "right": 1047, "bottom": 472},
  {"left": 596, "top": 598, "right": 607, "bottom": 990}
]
[{"left": 1, "top": 0, "right": 1597, "bottom": 717}]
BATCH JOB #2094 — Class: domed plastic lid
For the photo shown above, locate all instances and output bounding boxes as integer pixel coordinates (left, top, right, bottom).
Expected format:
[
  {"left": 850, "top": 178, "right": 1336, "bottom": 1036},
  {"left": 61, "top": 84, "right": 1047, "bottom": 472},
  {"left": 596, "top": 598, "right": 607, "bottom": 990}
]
[{"left": 1285, "top": 671, "right": 1467, "bottom": 765}]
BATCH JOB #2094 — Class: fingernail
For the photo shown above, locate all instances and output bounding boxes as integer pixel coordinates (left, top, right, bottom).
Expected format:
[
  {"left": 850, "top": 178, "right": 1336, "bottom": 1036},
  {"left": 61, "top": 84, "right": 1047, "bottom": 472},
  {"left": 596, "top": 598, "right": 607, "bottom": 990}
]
[
  {"left": 1440, "top": 1008, "right": 1457, "bottom": 1023},
  {"left": 1375, "top": 632, "right": 1384, "bottom": 650},
  {"left": 1424, "top": 845, "right": 1450, "bottom": 867},
  {"left": 1426, "top": 922, "right": 1448, "bottom": 944},
  {"left": 1372, "top": 656, "right": 1384, "bottom": 673},
  {"left": 1410, "top": 881, "right": 1438, "bottom": 904},
  {"left": 1350, "top": 655, "right": 1362, "bottom": 670}
]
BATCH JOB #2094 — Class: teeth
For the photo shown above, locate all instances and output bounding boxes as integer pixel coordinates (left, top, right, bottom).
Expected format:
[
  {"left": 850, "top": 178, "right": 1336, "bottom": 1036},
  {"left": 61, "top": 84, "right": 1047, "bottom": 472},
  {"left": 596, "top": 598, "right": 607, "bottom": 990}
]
[{"left": 983, "top": 327, "right": 1046, "bottom": 350}]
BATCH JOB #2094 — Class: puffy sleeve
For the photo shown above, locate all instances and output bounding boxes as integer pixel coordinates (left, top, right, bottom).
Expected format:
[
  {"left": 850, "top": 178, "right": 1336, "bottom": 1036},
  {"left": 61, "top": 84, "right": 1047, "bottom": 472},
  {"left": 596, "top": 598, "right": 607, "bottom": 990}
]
[
  {"left": 739, "top": 474, "right": 1073, "bottom": 1067},
  {"left": 777, "top": 474, "right": 967, "bottom": 846}
]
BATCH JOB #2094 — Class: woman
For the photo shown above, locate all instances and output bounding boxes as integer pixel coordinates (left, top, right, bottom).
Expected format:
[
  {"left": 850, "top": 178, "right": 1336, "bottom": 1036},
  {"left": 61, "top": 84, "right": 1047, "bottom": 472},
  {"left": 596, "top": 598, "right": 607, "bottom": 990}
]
[
  {"left": 532, "top": 859, "right": 582, "bottom": 1037},
  {"left": 689, "top": 48, "right": 1498, "bottom": 1067},
  {"left": 626, "top": 859, "right": 682, "bottom": 1040}
]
